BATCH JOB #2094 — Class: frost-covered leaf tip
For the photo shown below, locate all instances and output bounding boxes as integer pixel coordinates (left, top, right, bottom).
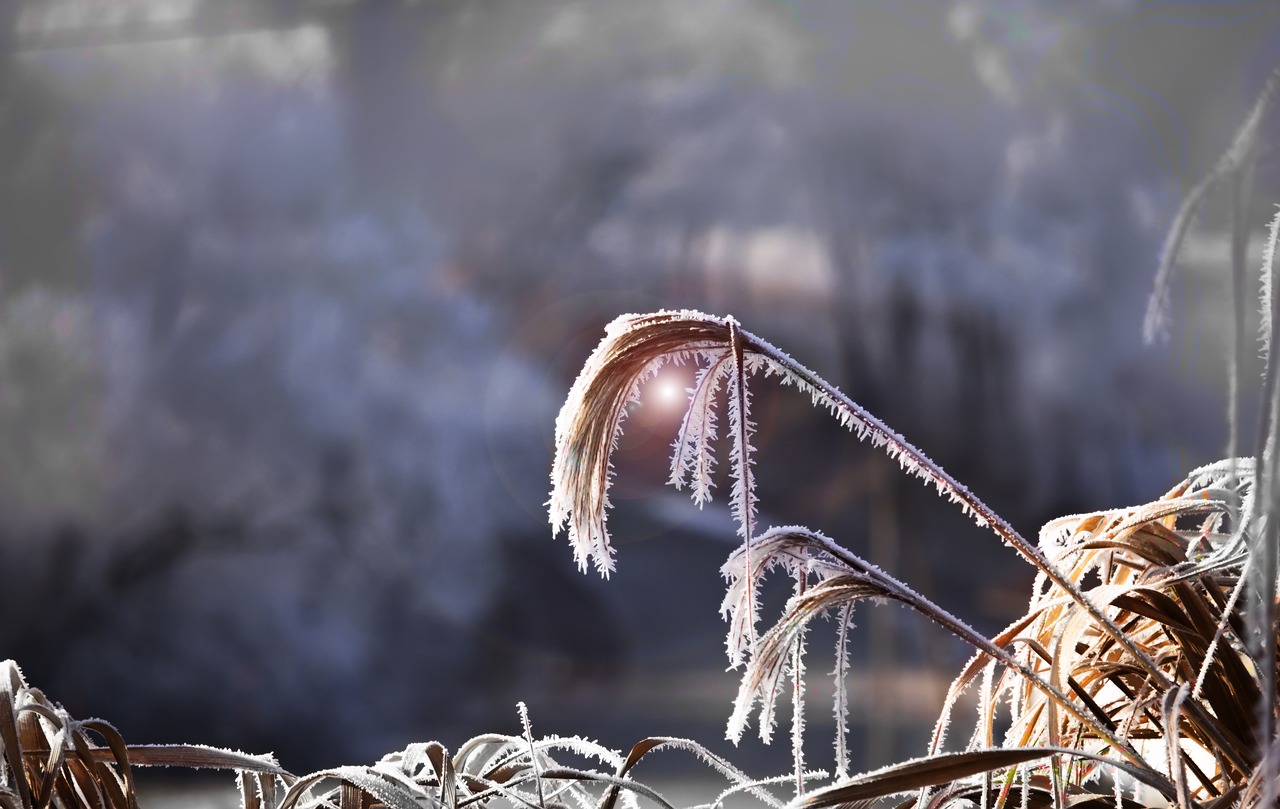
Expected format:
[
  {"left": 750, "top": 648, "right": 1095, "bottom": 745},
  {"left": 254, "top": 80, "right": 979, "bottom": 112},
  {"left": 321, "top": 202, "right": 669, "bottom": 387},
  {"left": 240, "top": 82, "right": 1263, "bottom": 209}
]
[
  {"left": 548, "top": 311, "right": 737, "bottom": 575},
  {"left": 548, "top": 309, "right": 1014, "bottom": 577}
]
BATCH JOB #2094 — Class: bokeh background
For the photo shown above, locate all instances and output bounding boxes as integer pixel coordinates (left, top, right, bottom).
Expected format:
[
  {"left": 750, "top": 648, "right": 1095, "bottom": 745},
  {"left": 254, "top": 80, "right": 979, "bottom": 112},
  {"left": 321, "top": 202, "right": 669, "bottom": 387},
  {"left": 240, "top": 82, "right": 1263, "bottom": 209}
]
[{"left": 2, "top": 0, "right": 1280, "bottom": 782}]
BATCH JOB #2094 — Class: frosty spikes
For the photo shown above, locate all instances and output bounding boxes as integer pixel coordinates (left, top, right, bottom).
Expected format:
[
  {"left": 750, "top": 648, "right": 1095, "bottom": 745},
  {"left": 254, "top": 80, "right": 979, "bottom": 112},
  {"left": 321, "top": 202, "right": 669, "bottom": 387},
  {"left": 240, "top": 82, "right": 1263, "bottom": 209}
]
[
  {"left": 721, "top": 527, "right": 1147, "bottom": 777},
  {"left": 550, "top": 312, "right": 1162, "bottom": 678},
  {"left": 549, "top": 309, "right": 1018, "bottom": 577},
  {"left": 549, "top": 311, "right": 722, "bottom": 576},
  {"left": 667, "top": 352, "right": 730, "bottom": 504}
]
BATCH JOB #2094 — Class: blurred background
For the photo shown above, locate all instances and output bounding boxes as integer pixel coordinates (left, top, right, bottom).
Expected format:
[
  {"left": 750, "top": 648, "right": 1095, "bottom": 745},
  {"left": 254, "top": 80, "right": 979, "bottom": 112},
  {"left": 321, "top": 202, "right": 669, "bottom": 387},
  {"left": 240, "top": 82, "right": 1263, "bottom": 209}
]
[{"left": 2, "top": 0, "right": 1279, "bottom": 783}]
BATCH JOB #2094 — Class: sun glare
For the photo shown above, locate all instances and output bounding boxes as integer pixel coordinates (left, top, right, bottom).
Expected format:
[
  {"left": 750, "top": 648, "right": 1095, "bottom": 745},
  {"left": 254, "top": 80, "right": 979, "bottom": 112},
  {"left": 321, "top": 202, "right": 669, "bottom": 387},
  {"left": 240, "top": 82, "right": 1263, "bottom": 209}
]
[
  {"left": 645, "top": 367, "right": 692, "bottom": 416},
  {"left": 658, "top": 379, "right": 681, "bottom": 404}
]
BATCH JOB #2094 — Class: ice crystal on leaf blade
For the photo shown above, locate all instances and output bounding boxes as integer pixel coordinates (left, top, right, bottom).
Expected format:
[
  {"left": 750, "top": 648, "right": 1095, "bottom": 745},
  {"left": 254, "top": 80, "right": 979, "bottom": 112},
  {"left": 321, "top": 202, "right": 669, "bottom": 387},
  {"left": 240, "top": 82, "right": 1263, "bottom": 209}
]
[{"left": 667, "top": 351, "right": 729, "bottom": 505}]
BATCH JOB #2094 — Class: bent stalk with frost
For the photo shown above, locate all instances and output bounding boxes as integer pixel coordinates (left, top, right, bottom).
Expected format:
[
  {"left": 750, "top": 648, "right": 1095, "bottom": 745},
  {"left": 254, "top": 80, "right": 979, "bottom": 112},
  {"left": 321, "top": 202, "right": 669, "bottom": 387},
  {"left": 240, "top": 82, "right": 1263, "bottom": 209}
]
[{"left": 548, "top": 306, "right": 1278, "bottom": 808}]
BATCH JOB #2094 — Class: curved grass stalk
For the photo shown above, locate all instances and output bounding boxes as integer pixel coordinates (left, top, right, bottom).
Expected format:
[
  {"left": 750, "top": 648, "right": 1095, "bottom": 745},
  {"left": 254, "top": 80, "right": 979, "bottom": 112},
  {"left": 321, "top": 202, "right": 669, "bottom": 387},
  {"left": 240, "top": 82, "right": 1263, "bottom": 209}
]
[
  {"left": 705, "top": 770, "right": 828, "bottom": 809},
  {"left": 729, "top": 527, "right": 1157, "bottom": 783},
  {"left": 600, "top": 736, "right": 787, "bottom": 809},
  {"left": 549, "top": 311, "right": 1190, "bottom": 720},
  {"left": 790, "top": 746, "right": 1178, "bottom": 809}
]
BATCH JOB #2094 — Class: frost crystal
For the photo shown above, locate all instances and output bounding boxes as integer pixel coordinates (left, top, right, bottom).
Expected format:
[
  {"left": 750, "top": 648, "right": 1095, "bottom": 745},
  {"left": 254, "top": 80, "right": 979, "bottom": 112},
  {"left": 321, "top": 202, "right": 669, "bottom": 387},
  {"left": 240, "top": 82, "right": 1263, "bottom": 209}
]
[{"left": 668, "top": 350, "right": 730, "bottom": 505}]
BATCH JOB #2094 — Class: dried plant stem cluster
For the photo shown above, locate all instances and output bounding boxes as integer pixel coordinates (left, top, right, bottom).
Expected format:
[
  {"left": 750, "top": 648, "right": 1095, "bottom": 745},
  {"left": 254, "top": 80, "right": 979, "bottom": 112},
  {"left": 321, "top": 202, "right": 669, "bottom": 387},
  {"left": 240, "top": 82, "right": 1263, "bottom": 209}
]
[
  {"left": 0, "top": 661, "right": 793, "bottom": 809},
  {"left": 0, "top": 660, "right": 281, "bottom": 809}
]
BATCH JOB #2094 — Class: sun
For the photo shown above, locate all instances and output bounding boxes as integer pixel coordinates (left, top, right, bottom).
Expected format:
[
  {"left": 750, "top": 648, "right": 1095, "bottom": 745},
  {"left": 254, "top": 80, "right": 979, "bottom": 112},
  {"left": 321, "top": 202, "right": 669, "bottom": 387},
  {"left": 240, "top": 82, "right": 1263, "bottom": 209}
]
[
  {"left": 656, "top": 378, "right": 682, "bottom": 405},
  {"left": 641, "top": 366, "right": 693, "bottom": 417}
]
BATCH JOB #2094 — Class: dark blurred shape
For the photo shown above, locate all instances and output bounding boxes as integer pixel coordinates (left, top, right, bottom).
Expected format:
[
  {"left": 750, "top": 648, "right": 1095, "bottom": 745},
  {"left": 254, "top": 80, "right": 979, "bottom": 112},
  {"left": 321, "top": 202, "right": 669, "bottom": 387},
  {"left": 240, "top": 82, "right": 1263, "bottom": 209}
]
[{"left": 464, "top": 536, "right": 624, "bottom": 704}]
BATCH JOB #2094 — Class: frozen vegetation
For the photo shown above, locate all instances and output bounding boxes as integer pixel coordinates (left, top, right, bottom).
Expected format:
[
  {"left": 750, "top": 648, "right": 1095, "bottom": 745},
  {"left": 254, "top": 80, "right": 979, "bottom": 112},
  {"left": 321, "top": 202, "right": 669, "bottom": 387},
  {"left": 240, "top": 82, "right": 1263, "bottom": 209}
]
[{"left": 0, "top": 0, "right": 1277, "bottom": 773}]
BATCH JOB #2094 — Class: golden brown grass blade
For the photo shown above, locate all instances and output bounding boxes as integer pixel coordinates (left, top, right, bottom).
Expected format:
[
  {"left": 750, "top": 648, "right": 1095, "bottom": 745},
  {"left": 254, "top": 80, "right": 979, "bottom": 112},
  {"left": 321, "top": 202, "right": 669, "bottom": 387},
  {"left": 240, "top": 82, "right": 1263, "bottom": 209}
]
[
  {"left": 908, "top": 778, "right": 1153, "bottom": 809},
  {"left": 597, "top": 739, "right": 664, "bottom": 809},
  {"left": 791, "top": 749, "right": 1071, "bottom": 808},
  {"left": 68, "top": 726, "right": 122, "bottom": 809},
  {"left": 33, "top": 749, "right": 61, "bottom": 809},
  {"left": 105, "top": 744, "right": 283, "bottom": 773},
  {"left": 0, "top": 690, "right": 34, "bottom": 809},
  {"left": 259, "top": 770, "right": 280, "bottom": 809},
  {"left": 238, "top": 772, "right": 261, "bottom": 809},
  {"left": 420, "top": 743, "right": 457, "bottom": 809},
  {"left": 74, "top": 722, "right": 137, "bottom": 809},
  {"left": 339, "top": 781, "right": 371, "bottom": 809},
  {"left": 798, "top": 747, "right": 1180, "bottom": 809},
  {"left": 1108, "top": 591, "right": 1195, "bottom": 633}
]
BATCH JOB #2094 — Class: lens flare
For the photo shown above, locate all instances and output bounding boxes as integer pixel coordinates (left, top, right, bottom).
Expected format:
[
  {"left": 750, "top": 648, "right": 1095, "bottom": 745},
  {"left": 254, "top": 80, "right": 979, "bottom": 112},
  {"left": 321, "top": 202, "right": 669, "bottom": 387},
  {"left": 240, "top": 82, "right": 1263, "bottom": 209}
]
[{"left": 646, "top": 367, "right": 693, "bottom": 414}]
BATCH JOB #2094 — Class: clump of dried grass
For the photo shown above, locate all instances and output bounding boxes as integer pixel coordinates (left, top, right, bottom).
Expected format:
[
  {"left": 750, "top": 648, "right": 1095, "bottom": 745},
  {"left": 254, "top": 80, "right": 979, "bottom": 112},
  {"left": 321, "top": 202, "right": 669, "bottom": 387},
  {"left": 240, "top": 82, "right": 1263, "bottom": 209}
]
[
  {"left": 0, "top": 660, "right": 282, "bottom": 809},
  {"left": 0, "top": 660, "right": 799, "bottom": 809}
]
